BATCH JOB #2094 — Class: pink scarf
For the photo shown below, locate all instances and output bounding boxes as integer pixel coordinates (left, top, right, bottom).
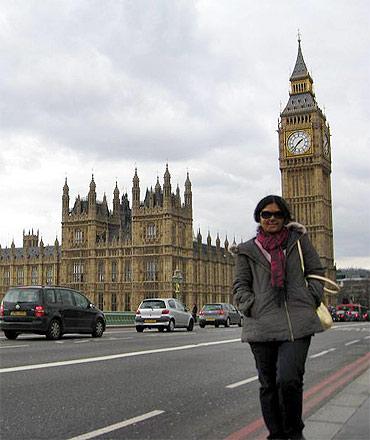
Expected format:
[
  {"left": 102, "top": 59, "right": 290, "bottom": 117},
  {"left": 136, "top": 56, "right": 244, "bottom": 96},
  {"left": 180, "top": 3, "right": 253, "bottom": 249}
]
[{"left": 256, "top": 227, "right": 289, "bottom": 293}]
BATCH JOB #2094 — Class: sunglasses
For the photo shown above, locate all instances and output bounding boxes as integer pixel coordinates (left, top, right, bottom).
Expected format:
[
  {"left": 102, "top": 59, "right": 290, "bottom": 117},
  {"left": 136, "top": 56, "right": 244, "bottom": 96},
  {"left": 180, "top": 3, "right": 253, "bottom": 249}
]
[{"left": 260, "top": 210, "right": 285, "bottom": 219}]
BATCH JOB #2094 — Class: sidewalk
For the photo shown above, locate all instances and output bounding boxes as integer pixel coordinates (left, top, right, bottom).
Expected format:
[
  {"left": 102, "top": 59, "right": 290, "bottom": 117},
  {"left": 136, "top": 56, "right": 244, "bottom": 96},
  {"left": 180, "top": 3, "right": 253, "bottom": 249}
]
[{"left": 305, "top": 368, "right": 370, "bottom": 440}]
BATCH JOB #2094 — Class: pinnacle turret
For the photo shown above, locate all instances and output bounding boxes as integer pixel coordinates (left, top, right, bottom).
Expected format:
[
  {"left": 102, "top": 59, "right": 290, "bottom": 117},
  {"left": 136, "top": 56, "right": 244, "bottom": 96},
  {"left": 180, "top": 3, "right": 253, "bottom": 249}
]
[
  {"left": 163, "top": 164, "right": 171, "bottom": 207},
  {"left": 88, "top": 174, "right": 97, "bottom": 215},
  {"left": 184, "top": 172, "right": 192, "bottom": 208},
  {"left": 62, "top": 177, "right": 70, "bottom": 217},
  {"left": 216, "top": 233, "right": 220, "bottom": 249},
  {"left": 290, "top": 37, "right": 310, "bottom": 81},
  {"left": 63, "top": 177, "right": 69, "bottom": 195},
  {"left": 89, "top": 174, "right": 96, "bottom": 192},
  {"left": 132, "top": 168, "right": 140, "bottom": 208},
  {"left": 113, "top": 181, "right": 120, "bottom": 217}
]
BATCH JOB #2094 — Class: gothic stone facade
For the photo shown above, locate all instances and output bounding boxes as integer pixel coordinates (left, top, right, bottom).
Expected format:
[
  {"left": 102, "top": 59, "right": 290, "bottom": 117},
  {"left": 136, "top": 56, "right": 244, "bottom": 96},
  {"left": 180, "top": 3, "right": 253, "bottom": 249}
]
[
  {"left": 278, "top": 39, "right": 336, "bottom": 283},
  {"left": 0, "top": 166, "right": 234, "bottom": 311}
]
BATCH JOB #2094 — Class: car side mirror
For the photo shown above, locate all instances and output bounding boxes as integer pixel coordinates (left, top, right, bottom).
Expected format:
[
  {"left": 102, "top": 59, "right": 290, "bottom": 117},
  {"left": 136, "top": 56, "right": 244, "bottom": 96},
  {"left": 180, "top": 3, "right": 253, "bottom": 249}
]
[{"left": 89, "top": 303, "right": 95, "bottom": 309}]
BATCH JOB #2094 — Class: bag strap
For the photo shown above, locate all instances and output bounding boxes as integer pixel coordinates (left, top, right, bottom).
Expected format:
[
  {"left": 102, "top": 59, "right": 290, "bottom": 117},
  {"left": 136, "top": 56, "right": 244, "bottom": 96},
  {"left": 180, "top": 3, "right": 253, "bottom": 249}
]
[
  {"left": 297, "top": 239, "right": 305, "bottom": 273},
  {"left": 296, "top": 239, "right": 340, "bottom": 294},
  {"left": 306, "top": 274, "right": 340, "bottom": 294}
]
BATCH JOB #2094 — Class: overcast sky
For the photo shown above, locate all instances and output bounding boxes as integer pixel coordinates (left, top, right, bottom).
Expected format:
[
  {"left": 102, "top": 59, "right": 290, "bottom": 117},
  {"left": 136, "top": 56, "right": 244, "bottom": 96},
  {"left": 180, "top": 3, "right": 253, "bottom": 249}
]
[{"left": 1, "top": 0, "right": 369, "bottom": 269}]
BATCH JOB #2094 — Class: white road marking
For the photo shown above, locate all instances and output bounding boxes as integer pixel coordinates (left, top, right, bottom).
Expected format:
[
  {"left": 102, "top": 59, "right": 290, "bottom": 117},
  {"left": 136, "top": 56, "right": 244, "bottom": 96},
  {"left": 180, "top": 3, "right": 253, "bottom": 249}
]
[
  {"left": 345, "top": 339, "right": 360, "bottom": 346},
  {"left": 226, "top": 375, "right": 258, "bottom": 389},
  {"left": 107, "top": 337, "right": 133, "bottom": 341},
  {"left": 0, "top": 344, "right": 29, "bottom": 349},
  {"left": 0, "top": 338, "right": 240, "bottom": 374},
  {"left": 74, "top": 340, "right": 90, "bottom": 344},
  {"left": 309, "top": 348, "right": 336, "bottom": 359},
  {"left": 364, "top": 336, "right": 370, "bottom": 339},
  {"left": 68, "top": 409, "right": 164, "bottom": 440}
]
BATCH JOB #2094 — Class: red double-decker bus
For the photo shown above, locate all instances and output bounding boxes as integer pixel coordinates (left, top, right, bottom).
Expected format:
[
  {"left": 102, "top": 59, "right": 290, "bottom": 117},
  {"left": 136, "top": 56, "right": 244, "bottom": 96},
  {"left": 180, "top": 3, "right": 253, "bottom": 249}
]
[{"left": 336, "top": 303, "right": 367, "bottom": 321}]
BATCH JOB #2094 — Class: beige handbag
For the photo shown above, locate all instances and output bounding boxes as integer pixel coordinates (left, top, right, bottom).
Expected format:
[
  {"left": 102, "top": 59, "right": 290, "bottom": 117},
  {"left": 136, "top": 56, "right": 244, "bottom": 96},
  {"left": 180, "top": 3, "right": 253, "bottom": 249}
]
[{"left": 296, "top": 240, "right": 339, "bottom": 330}]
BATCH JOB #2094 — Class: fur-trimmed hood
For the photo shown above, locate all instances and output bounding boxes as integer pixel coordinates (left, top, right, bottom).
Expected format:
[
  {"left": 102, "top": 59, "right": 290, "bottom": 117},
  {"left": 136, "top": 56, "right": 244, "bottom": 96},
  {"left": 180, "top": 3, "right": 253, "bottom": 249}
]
[{"left": 229, "top": 221, "right": 306, "bottom": 256}]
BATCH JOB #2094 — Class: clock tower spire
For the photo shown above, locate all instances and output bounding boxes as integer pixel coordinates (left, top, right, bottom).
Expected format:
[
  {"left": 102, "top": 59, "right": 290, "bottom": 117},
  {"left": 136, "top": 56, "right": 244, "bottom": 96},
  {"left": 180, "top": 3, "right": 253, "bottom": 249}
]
[{"left": 278, "top": 38, "right": 336, "bottom": 292}]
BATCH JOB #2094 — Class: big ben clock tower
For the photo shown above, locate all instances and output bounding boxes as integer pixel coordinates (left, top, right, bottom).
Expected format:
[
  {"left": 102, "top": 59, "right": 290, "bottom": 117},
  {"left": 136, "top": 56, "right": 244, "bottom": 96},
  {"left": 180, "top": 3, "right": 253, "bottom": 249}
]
[{"left": 278, "top": 37, "right": 335, "bottom": 283}]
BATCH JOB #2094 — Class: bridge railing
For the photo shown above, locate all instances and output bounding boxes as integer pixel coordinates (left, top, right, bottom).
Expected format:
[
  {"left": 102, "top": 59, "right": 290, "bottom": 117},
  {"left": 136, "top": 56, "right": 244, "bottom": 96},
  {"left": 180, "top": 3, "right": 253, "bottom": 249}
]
[{"left": 104, "top": 312, "right": 135, "bottom": 326}]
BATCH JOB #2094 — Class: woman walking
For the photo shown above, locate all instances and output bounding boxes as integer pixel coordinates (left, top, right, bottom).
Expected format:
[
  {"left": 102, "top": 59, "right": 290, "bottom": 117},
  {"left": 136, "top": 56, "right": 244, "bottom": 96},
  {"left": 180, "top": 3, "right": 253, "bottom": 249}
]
[{"left": 232, "top": 195, "right": 325, "bottom": 440}]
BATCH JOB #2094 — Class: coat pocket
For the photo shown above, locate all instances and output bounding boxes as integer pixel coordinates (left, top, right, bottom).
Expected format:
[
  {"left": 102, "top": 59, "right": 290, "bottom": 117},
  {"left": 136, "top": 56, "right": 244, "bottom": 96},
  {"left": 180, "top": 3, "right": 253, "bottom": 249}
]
[{"left": 250, "top": 289, "right": 276, "bottom": 319}]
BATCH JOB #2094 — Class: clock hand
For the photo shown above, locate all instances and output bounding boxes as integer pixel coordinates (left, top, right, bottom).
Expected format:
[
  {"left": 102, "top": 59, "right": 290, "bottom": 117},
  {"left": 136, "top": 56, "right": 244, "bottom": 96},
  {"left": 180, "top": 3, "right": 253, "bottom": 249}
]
[{"left": 295, "top": 139, "right": 303, "bottom": 147}]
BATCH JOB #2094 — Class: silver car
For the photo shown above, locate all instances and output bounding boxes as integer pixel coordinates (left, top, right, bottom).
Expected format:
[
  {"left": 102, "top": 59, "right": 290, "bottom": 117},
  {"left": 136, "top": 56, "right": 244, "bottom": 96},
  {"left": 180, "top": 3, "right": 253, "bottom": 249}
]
[
  {"left": 135, "top": 298, "right": 194, "bottom": 332},
  {"left": 198, "top": 303, "right": 242, "bottom": 328}
]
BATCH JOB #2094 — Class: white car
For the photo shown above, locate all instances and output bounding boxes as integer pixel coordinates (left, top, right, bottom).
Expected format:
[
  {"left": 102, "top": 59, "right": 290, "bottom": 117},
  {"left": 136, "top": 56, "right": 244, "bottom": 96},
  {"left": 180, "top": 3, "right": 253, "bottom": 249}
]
[{"left": 135, "top": 298, "right": 194, "bottom": 332}]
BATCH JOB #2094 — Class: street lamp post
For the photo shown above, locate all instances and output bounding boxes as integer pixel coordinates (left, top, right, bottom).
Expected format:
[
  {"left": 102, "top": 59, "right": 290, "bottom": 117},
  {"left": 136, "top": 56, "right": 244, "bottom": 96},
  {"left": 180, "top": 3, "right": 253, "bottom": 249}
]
[{"left": 172, "top": 268, "right": 183, "bottom": 301}]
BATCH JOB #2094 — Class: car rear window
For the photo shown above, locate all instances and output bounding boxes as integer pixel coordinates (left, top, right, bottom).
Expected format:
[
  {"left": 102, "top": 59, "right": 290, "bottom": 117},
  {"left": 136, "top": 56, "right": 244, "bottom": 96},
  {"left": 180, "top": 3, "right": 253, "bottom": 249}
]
[
  {"left": 203, "top": 304, "right": 222, "bottom": 311},
  {"left": 4, "top": 288, "right": 41, "bottom": 303},
  {"left": 140, "top": 300, "right": 166, "bottom": 309}
]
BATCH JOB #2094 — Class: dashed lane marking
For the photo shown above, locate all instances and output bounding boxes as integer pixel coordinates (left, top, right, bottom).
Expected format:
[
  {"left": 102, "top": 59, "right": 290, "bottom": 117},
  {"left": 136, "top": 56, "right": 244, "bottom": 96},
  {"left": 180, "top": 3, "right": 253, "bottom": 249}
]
[
  {"left": 345, "top": 339, "right": 360, "bottom": 346},
  {"left": 0, "top": 344, "right": 29, "bottom": 349},
  {"left": 309, "top": 348, "right": 336, "bottom": 359},
  {"left": 68, "top": 410, "right": 164, "bottom": 440},
  {"left": 226, "top": 375, "right": 258, "bottom": 389}
]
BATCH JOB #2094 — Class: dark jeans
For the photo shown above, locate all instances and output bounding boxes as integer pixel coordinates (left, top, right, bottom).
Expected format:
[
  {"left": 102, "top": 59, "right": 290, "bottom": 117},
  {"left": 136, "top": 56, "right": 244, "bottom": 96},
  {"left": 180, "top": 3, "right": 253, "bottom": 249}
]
[{"left": 250, "top": 336, "right": 311, "bottom": 440}]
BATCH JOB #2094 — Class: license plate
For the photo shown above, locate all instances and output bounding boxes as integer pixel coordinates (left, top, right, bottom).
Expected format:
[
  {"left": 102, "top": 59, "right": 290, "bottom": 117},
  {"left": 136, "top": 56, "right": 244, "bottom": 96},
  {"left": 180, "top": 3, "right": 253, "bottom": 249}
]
[
  {"left": 10, "top": 311, "right": 27, "bottom": 317},
  {"left": 206, "top": 317, "right": 215, "bottom": 321},
  {"left": 144, "top": 319, "right": 156, "bottom": 323}
]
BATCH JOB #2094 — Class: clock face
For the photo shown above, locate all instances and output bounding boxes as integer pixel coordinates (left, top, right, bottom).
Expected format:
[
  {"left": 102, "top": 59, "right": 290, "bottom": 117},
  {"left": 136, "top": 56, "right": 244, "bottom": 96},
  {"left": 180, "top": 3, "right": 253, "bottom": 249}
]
[
  {"left": 323, "top": 133, "right": 330, "bottom": 156},
  {"left": 287, "top": 131, "right": 311, "bottom": 155}
]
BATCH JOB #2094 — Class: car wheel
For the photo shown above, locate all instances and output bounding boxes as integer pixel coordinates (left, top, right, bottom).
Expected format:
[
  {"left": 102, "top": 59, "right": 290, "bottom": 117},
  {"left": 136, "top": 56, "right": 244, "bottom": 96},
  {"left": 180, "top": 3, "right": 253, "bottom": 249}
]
[
  {"left": 187, "top": 319, "right": 194, "bottom": 331},
  {"left": 225, "top": 318, "right": 230, "bottom": 328},
  {"left": 46, "top": 319, "right": 62, "bottom": 340},
  {"left": 238, "top": 319, "right": 242, "bottom": 327},
  {"left": 158, "top": 327, "right": 165, "bottom": 332},
  {"left": 136, "top": 326, "right": 144, "bottom": 332},
  {"left": 4, "top": 330, "right": 19, "bottom": 340},
  {"left": 199, "top": 322, "right": 205, "bottom": 328},
  {"left": 167, "top": 320, "right": 175, "bottom": 332},
  {"left": 92, "top": 319, "right": 104, "bottom": 338},
  {"left": 215, "top": 322, "right": 219, "bottom": 328}
]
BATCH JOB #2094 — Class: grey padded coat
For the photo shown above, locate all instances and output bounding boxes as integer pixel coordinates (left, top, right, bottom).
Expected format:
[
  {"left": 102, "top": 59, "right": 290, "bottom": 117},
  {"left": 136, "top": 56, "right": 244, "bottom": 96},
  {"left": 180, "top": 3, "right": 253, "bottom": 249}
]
[{"left": 232, "top": 222, "right": 325, "bottom": 342}]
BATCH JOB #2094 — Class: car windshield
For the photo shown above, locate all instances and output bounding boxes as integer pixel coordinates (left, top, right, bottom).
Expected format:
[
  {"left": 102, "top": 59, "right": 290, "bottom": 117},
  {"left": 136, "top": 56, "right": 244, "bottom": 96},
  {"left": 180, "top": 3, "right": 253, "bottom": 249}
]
[
  {"left": 203, "top": 304, "right": 222, "bottom": 311},
  {"left": 4, "top": 288, "right": 41, "bottom": 303},
  {"left": 140, "top": 300, "right": 166, "bottom": 309}
]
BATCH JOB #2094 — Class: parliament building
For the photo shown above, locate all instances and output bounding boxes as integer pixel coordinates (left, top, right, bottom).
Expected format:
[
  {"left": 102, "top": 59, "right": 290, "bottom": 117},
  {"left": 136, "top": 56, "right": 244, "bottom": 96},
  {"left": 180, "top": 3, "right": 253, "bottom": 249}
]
[
  {"left": 0, "top": 166, "right": 234, "bottom": 310},
  {"left": 0, "top": 39, "right": 336, "bottom": 308}
]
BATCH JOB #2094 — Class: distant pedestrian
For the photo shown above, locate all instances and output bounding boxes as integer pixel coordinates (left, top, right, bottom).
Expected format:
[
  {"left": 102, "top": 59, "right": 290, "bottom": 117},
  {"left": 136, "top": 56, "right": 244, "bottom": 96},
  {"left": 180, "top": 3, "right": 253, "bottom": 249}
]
[
  {"left": 191, "top": 303, "right": 198, "bottom": 323},
  {"left": 231, "top": 195, "right": 325, "bottom": 440}
]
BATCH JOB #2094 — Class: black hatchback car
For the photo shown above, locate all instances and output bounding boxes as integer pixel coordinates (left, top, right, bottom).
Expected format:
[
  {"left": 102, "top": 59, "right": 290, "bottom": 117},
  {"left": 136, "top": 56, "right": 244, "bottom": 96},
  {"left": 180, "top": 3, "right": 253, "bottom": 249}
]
[{"left": 0, "top": 286, "right": 106, "bottom": 340}]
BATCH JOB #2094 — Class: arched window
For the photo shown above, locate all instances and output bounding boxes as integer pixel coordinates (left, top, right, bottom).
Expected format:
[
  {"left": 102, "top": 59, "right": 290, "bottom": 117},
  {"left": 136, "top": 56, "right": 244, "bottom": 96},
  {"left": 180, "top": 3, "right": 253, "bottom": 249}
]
[
  {"left": 74, "top": 229, "right": 83, "bottom": 244},
  {"left": 111, "top": 261, "right": 117, "bottom": 282},
  {"left": 145, "top": 261, "right": 157, "bottom": 281},
  {"left": 97, "top": 261, "right": 104, "bottom": 282},
  {"left": 146, "top": 223, "right": 156, "bottom": 239},
  {"left": 73, "top": 262, "right": 84, "bottom": 282},
  {"left": 31, "top": 266, "right": 38, "bottom": 285},
  {"left": 111, "top": 293, "right": 117, "bottom": 311}
]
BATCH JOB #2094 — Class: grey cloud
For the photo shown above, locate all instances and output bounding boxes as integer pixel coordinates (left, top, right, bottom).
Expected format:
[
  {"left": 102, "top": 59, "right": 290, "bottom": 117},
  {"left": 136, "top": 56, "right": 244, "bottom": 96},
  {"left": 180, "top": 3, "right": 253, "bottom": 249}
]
[{"left": 0, "top": 1, "right": 369, "bottom": 267}]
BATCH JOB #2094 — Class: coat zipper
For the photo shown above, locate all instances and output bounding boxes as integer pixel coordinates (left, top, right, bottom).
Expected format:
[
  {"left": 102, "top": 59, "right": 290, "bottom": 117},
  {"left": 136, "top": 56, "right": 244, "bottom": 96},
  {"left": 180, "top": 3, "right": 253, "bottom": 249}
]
[{"left": 284, "top": 300, "right": 295, "bottom": 341}]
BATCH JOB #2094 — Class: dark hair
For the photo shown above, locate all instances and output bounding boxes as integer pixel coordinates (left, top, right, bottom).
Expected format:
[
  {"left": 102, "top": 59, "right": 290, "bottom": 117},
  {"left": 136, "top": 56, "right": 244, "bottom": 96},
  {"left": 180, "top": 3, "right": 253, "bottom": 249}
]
[{"left": 253, "top": 195, "right": 292, "bottom": 223}]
